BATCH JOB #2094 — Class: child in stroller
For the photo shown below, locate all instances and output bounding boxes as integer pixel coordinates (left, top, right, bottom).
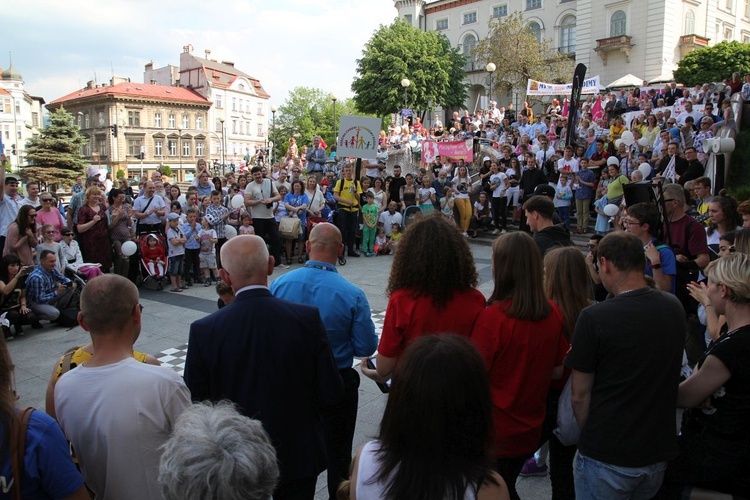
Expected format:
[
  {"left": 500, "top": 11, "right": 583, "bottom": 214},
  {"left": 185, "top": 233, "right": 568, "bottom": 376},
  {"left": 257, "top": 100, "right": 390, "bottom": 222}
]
[{"left": 140, "top": 233, "right": 167, "bottom": 290}]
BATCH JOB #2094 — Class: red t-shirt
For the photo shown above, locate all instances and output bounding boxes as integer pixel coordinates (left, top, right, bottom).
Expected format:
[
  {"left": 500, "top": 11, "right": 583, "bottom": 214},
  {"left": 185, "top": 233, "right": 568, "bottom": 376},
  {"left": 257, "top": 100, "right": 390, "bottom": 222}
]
[
  {"left": 471, "top": 299, "right": 569, "bottom": 458},
  {"left": 377, "top": 288, "right": 486, "bottom": 359}
]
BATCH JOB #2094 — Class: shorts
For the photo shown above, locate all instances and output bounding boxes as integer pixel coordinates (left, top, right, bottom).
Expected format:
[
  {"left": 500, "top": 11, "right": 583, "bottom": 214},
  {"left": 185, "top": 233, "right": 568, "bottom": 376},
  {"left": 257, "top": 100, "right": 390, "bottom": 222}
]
[
  {"left": 200, "top": 251, "right": 217, "bottom": 269},
  {"left": 168, "top": 255, "right": 184, "bottom": 276}
]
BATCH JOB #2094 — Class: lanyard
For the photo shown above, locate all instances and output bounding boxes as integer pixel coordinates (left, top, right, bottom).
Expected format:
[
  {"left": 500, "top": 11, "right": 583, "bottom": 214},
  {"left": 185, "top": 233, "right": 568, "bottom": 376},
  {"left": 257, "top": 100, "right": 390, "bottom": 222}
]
[{"left": 304, "top": 262, "right": 336, "bottom": 273}]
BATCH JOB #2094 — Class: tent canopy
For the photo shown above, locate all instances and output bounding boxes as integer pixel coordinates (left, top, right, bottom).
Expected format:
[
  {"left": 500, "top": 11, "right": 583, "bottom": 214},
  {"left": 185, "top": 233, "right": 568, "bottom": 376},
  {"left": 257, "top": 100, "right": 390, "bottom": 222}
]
[
  {"left": 605, "top": 74, "right": 645, "bottom": 89},
  {"left": 647, "top": 72, "right": 675, "bottom": 85}
]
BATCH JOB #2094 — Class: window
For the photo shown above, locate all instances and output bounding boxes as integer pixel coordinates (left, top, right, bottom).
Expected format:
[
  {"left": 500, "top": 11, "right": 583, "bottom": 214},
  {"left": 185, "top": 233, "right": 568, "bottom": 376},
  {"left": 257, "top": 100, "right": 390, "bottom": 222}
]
[
  {"left": 168, "top": 114, "right": 175, "bottom": 128},
  {"left": 127, "top": 111, "right": 140, "bottom": 127},
  {"left": 3, "top": 99, "right": 10, "bottom": 114},
  {"left": 98, "top": 139, "right": 107, "bottom": 157},
  {"left": 463, "top": 12, "right": 477, "bottom": 24},
  {"left": 182, "top": 115, "right": 189, "bottom": 129},
  {"left": 85, "top": 114, "right": 90, "bottom": 128},
  {"left": 215, "top": 119, "right": 222, "bottom": 132},
  {"left": 155, "top": 140, "right": 163, "bottom": 157},
  {"left": 684, "top": 10, "right": 695, "bottom": 35},
  {"left": 725, "top": 26, "right": 734, "bottom": 40},
  {"left": 183, "top": 140, "right": 191, "bottom": 157},
  {"left": 436, "top": 18, "right": 448, "bottom": 30},
  {"left": 560, "top": 15, "right": 576, "bottom": 54},
  {"left": 232, "top": 97, "right": 237, "bottom": 111},
  {"left": 196, "top": 141, "right": 204, "bottom": 156},
  {"left": 233, "top": 120, "right": 238, "bottom": 134},
  {"left": 493, "top": 5, "right": 508, "bottom": 17},
  {"left": 97, "top": 111, "right": 105, "bottom": 126},
  {"left": 77, "top": 114, "right": 82, "bottom": 128},
  {"left": 155, "top": 113, "right": 162, "bottom": 128},
  {"left": 169, "top": 140, "right": 177, "bottom": 156},
  {"left": 405, "top": 14, "right": 412, "bottom": 24},
  {"left": 726, "top": 0, "right": 734, "bottom": 11},
  {"left": 744, "top": 33, "right": 750, "bottom": 43},
  {"left": 215, "top": 95, "right": 223, "bottom": 109},
  {"left": 258, "top": 123, "right": 264, "bottom": 136},
  {"left": 32, "top": 112, "right": 39, "bottom": 127},
  {"left": 611, "top": 11, "right": 626, "bottom": 36},
  {"left": 745, "top": 0, "right": 750, "bottom": 18},
  {"left": 128, "top": 139, "right": 142, "bottom": 156},
  {"left": 526, "top": 0, "right": 541, "bottom": 10},
  {"left": 257, "top": 103, "right": 263, "bottom": 115},
  {"left": 528, "top": 21, "right": 542, "bottom": 43},
  {"left": 462, "top": 34, "right": 477, "bottom": 71},
  {"left": 238, "top": 84, "right": 245, "bottom": 91},
  {"left": 196, "top": 115, "right": 203, "bottom": 130}
]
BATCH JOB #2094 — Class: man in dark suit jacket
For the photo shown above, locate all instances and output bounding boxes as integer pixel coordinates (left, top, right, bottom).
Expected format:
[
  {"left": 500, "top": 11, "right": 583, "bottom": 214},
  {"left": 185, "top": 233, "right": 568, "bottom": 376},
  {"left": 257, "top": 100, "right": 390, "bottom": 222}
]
[{"left": 184, "top": 235, "right": 343, "bottom": 500}]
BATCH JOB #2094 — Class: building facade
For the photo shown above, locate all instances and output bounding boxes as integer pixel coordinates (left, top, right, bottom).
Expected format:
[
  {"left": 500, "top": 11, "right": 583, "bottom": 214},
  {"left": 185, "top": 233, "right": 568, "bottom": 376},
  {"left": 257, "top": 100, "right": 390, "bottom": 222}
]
[
  {"left": 145, "top": 46, "right": 271, "bottom": 168},
  {"left": 0, "top": 64, "right": 45, "bottom": 172},
  {"left": 48, "top": 79, "right": 211, "bottom": 182},
  {"left": 395, "top": 0, "right": 750, "bottom": 111}
]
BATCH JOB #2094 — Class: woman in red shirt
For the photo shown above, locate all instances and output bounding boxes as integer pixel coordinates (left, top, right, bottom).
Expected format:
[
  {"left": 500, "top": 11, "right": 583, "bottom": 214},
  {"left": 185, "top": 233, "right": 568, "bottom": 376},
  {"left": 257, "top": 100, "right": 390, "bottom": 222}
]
[
  {"left": 470, "top": 232, "right": 568, "bottom": 500},
  {"left": 361, "top": 216, "right": 485, "bottom": 384}
]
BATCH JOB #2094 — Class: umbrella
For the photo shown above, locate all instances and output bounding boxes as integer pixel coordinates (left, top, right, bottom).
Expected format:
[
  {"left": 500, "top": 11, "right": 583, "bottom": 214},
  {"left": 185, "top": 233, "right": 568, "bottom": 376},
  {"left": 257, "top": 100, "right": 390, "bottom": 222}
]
[
  {"left": 605, "top": 74, "right": 645, "bottom": 89},
  {"left": 647, "top": 72, "right": 675, "bottom": 85}
]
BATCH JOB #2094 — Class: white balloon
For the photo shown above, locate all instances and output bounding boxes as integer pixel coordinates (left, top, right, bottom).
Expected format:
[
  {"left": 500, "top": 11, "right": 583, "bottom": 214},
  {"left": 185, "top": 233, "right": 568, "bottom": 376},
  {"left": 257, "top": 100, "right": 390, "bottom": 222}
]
[
  {"left": 607, "top": 156, "right": 620, "bottom": 166},
  {"left": 532, "top": 144, "right": 541, "bottom": 154},
  {"left": 615, "top": 139, "right": 623, "bottom": 148},
  {"left": 177, "top": 194, "right": 187, "bottom": 205},
  {"left": 603, "top": 204, "right": 620, "bottom": 217},
  {"left": 122, "top": 240, "right": 138, "bottom": 257},
  {"left": 621, "top": 130, "right": 635, "bottom": 146},
  {"left": 224, "top": 225, "right": 238, "bottom": 240},
  {"left": 638, "top": 162, "right": 652, "bottom": 178},
  {"left": 231, "top": 194, "right": 245, "bottom": 209},
  {"left": 637, "top": 137, "right": 650, "bottom": 147}
]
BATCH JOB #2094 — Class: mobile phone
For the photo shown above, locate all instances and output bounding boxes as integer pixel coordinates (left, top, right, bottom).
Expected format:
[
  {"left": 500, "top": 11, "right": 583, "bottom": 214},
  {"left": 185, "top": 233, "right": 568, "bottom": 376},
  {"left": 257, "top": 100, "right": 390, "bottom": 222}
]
[{"left": 366, "top": 358, "right": 391, "bottom": 394}]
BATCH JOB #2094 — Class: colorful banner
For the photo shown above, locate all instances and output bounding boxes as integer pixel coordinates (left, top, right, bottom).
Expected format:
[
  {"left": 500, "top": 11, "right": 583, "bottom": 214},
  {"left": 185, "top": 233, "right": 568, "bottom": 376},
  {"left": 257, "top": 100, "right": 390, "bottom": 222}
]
[
  {"left": 526, "top": 76, "right": 601, "bottom": 96},
  {"left": 336, "top": 115, "right": 381, "bottom": 158},
  {"left": 421, "top": 140, "right": 474, "bottom": 164}
]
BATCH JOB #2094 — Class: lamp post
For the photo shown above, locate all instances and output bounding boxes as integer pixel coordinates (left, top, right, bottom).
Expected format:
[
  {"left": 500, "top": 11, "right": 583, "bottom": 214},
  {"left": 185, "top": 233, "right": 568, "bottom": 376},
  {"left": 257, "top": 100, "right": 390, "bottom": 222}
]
[
  {"left": 331, "top": 94, "right": 338, "bottom": 143},
  {"left": 400, "top": 78, "right": 410, "bottom": 126},
  {"left": 486, "top": 62, "right": 496, "bottom": 110},
  {"left": 218, "top": 118, "right": 226, "bottom": 174},
  {"left": 270, "top": 106, "right": 277, "bottom": 164}
]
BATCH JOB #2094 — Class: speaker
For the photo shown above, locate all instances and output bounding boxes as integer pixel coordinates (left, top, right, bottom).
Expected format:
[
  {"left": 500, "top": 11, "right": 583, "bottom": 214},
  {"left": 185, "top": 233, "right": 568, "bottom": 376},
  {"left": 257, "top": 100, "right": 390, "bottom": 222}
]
[{"left": 623, "top": 182, "right": 656, "bottom": 207}]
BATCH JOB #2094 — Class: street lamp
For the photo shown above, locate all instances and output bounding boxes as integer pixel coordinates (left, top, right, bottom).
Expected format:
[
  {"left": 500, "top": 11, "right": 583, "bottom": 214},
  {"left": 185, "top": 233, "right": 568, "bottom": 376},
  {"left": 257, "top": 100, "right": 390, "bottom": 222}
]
[
  {"left": 401, "top": 78, "right": 410, "bottom": 126},
  {"left": 218, "top": 118, "right": 226, "bottom": 174},
  {"left": 270, "top": 106, "right": 277, "bottom": 164},
  {"left": 486, "top": 62, "right": 496, "bottom": 110},
  {"left": 331, "top": 94, "right": 338, "bottom": 142}
]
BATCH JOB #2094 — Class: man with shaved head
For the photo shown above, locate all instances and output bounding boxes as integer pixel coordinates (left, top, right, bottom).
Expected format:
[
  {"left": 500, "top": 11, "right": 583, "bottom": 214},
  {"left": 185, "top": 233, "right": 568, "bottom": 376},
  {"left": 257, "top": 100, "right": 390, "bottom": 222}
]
[
  {"left": 271, "top": 223, "right": 377, "bottom": 499},
  {"left": 184, "top": 235, "right": 343, "bottom": 500},
  {"left": 55, "top": 275, "right": 190, "bottom": 499}
]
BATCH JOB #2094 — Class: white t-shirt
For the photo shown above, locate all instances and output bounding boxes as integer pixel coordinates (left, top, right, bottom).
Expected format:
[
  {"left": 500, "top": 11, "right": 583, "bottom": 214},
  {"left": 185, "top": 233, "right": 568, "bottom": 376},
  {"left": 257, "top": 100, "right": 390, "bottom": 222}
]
[
  {"left": 55, "top": 358, "right": 190, "bottom": 500},
  {"left": 489, "top": 172, "right": 508, "bottom": 198},
  {"left": 417, "top": 186, "right": 436, "bottom": 205},
  {"left": 378, "top": 211, "right": 403, "bottom": 236},
  {"left": 557, "top": 157, "right": 580, "bottom": 174},
  {"left": 245, "top": 179, "right": 279, "bottom": 219},
  {"left": 452, "top": 176, "right": 471, "bottom": 199}
]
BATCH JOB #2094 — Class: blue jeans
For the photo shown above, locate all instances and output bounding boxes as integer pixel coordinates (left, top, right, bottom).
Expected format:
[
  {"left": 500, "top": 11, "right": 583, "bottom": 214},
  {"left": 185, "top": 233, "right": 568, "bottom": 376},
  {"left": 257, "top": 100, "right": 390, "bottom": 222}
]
[{"left": 574, "top": 452, "right": 667, "bottom": 500}]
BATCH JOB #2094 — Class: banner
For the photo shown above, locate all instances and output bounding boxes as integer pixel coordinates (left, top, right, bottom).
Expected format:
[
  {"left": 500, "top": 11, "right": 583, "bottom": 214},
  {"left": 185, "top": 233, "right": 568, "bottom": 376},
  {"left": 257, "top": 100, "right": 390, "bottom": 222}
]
[
  {"left": 336, "top": 115, "right": 382, "bottom": 158},
  {"left": 421, "top": 140, "right": 474, "bottom": 164},
  {"left": 526, "top": 76, "right": 601, "bottom": 96}
]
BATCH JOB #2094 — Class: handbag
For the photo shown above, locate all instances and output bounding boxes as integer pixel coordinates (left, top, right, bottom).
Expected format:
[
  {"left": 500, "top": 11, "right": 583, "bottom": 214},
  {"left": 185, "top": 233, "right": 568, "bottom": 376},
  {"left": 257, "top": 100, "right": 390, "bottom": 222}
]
[
  {"left": 553, "top": 377, "right": 580, "bottom": 446},
  {"left": 279, "top": 216, "right": 301, "bottom": 239}
]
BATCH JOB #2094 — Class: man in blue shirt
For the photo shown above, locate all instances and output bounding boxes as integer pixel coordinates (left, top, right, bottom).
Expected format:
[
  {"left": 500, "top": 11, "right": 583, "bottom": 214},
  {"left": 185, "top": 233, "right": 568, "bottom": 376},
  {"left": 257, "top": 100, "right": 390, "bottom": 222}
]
[
  {"left": 270, "top": 222, "right": 377, "bottom": 500},
  {"left": 624, "top": 202, "right": 677, "bottom": 294},
  {"left": 26, "top": 249, "right": 73, "bottom": 321}
]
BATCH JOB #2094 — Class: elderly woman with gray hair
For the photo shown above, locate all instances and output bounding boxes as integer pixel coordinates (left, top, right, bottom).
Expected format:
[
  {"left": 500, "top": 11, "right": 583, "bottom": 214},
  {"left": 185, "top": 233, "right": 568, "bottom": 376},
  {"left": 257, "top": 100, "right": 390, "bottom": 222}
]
[{"left": 159, "top": 401, "right": 279, "bottom": 500}]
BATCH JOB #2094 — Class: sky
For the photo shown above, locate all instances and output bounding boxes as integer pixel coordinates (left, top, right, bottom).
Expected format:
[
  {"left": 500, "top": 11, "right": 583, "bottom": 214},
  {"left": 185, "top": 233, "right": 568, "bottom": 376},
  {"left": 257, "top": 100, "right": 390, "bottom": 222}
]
[{"left": 5, "top": 0, "right": 397, "bottom": 107}]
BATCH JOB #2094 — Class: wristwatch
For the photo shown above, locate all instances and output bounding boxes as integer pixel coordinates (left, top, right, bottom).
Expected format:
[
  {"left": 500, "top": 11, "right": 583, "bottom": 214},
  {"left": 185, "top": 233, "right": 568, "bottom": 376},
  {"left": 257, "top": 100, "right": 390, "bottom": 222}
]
[{"left": 651, "top": 262, "right": 662, "bottom": 269}]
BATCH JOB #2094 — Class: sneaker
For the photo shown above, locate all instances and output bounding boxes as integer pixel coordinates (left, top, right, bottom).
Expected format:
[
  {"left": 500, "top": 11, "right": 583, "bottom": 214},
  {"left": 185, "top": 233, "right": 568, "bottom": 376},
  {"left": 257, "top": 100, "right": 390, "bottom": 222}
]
[
  {"left": 184, "top": 280, "right": 193, "bottom": 287},
  {"left": 519, "top": 458, "right": 548, "bottom": 477},
  {"left": 501, "top": 229, "right": 507, "bottom": 234},
  {"left": 491, "top": 228, "right": 500, "bottom": 235},
  {"left": 462, "top": 232, "right": 469, "bottom": 237},
  {"left": 348, "top": 250, "right": 361, "bottom": 258},
  {"left": 204, "top": 281, "right": 211, "bottom": 287}
]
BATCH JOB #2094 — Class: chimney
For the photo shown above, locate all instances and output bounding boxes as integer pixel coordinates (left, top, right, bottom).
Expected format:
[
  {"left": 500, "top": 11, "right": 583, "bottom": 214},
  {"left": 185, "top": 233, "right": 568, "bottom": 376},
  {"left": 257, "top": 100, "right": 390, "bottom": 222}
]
[
  {"left": 183, "top": 45, "right": 190, "bottom": 53},
  {"left": 86, "top": 80, "right": 95, "bottom": 89},
  {"left": 151, "top": 79, "right": 157, "bottom": 85},
  {"left": 145, "top": 62, "right": 153, "bottom": 71},
  {"left": 222, "top": 61, "right": 235, "bottom": 67},
  {"left": 205, "top": 49, "right": 211, "bottom": 59}
]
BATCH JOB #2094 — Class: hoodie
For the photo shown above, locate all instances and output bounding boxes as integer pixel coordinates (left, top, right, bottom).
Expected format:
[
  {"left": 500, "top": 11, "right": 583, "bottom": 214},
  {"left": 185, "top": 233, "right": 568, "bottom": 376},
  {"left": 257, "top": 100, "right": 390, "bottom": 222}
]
[{"left": 533, "top": 224, "right": 574, "bottom": 256}]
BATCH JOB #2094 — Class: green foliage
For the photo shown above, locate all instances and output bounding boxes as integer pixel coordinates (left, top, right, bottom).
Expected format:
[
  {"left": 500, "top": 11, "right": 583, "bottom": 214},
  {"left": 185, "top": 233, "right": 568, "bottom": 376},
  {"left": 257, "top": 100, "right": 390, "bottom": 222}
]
[
  {"left": 674, "top": 41, "right": 750, "bottom": 87},
  {"left": 160, "top": 165, "right": 173, "bottom": 177},
  {"left": 275, "top": 87, "right": 361, "bottom": 158},
  {"left": 116, "top": 169, "right": 126, "bottom": 179},
  {"left": 23, "top": 106, "right": 87, "bottom": 184},
  {"left": 726, "top": 128, "right": 750, "bottom": 202},
  {"left": 351, "top": 19, "right": 468, "bottom": 117},
  {"left": 475, "top": 12, "right": 575, "bottom": 105}
]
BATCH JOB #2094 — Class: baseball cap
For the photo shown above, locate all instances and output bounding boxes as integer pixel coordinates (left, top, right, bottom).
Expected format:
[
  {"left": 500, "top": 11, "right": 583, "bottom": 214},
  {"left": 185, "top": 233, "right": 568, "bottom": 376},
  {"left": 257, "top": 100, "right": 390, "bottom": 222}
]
[
  {"left": 167, "top": 213, "right": 180, "bottom": 221},
  {"left": 483, "top": 156, "right": 491, "bottom": 162},
  {"left": 533, "top": 184, "right": 556, "bottom": 199}
]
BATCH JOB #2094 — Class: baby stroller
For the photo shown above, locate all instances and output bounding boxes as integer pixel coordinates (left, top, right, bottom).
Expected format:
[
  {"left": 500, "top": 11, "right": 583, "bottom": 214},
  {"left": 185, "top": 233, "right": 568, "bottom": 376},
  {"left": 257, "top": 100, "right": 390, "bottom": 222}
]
[
  {"left": 137, "top": 233, "right": 168, "bottom": 290},
  {"left": 403, "top": 205, "right": 424, "bottom": 228}
]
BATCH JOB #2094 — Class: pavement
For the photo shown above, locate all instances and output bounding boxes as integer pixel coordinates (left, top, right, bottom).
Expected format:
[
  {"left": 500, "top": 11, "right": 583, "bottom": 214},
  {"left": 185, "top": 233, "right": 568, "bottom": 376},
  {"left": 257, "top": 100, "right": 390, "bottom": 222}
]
[{"left": 8, "top": 235, "right": 556, "bottom": 499}]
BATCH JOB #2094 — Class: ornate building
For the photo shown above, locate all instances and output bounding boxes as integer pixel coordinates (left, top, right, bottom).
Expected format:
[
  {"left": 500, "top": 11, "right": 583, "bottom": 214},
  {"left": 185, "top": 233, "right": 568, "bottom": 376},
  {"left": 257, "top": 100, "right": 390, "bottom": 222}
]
[{"left": 0, "top": 63, "right": 45, "bottom": 171}]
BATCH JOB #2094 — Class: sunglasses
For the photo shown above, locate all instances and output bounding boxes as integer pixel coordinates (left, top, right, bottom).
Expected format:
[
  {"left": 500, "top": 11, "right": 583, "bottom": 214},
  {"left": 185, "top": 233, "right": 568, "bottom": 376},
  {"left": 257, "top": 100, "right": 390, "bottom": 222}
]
[
  {"left": 28, "top": 214, "right": 37, "bottom": 218},
  {"left": 63, "top": 233, "right": 73, "bottom": 237},
  {"left": 41, "top": 199, "right": 53, "bottom": 203}
]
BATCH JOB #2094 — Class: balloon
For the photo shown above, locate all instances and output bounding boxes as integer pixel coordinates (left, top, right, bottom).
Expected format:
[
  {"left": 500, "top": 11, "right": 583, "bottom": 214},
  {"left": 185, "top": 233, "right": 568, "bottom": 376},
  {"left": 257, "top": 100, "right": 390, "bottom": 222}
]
[
  {"left": 606, "top": 156, "right": 620, "bottom": 166},
  {"left": 614, "top": 139, "right": 623, "bottom": 148},
  {"left": 621, "top": 130, "right": 635, "bottom": 146},
  {"left": 603, "top": 204, "right": 620, "bottom": 217},
  {"left": 177, "top": 194, "right": 187, "bottom": 205},
  {"left": 532, "top": 144, "right": 540, "bottom": 154},
  {"left": 224, "top": 225, "right": 238, "bottom": 240},
  {"left": 122, "top": 240, "right": 138, "bottom": 257},
  {"left": 638, "top": 163, "right": 652, "bottom": 178},
  {"left": 637, "top": 137, "right": 650, "bottom": 147},
  {"left": 394, "top": 126, "right": 402, "bottom": 134},
  {"left": 231, "top": 194, "right": 245, "bottom": 209}
]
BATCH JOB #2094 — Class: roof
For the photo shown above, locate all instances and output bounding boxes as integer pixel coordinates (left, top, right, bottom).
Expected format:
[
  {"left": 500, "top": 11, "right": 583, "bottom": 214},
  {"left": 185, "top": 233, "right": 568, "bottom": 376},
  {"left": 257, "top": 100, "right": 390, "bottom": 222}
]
[
  {"left": 1, "top": 65, "right": 22, "bottom": 81},
  {"left": 50, "top": 82, "right": 211, "bottom": 106},
  {"left": 186, "top": 55, "right": 270, "bottom": 98},
  {"left": 0, "top": 88, "right": 10, "bottom": 96}
]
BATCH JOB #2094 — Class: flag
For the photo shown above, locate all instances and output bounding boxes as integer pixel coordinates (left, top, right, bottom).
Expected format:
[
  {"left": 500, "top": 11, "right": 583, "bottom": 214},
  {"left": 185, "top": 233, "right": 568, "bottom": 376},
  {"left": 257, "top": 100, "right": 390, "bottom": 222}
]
[
  {"left": 319, "top": 138, "right": 327, "bottom": 149},
  {"left": 561, "top": 99, "right": 569, "bottom": 118},
  {"left": 591, "top": 95, "right": 603, "bottom": 123}
]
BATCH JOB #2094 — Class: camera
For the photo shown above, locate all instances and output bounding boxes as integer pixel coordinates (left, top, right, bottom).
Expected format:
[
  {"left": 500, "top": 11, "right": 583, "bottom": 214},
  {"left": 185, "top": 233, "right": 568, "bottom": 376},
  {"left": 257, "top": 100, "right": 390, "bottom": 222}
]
[{"left": 265, "top": 202, "right": 273, "bottom": 209}]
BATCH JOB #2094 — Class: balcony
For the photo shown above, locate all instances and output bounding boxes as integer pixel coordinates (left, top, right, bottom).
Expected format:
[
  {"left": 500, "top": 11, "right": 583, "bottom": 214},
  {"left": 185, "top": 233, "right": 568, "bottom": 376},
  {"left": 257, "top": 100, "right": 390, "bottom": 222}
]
[
  {"left": 679, "top": 34, "right": 710, "bottom": 56},
  {"left": 594, "top": 35, "right": 634, "bottom": 65}
]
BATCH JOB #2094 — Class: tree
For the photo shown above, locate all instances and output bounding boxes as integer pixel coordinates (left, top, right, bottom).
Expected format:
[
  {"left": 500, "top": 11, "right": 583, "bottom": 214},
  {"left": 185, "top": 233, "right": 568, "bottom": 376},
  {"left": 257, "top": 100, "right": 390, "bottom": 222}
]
[
  {"left": 352, "top": 20, "right": 468, "bottom": 117},
  {"left": 24, "top": 107, "right": 87, "bottom": 185},
  {"left": 275, "top": 87, "right": 360, "bottom": 157},
  {"left": 474, "top": 12, "right": 574, "bottom": 106},
  {"left": 673, "top": 41, "right": 750, "bottom": 87}
]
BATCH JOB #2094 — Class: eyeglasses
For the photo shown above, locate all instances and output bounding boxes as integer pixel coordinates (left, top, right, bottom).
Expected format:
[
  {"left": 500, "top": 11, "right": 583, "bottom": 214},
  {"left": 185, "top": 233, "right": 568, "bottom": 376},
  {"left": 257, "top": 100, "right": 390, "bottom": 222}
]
[
  {"left": 587, "top": 244, "right": 597, "bottom": 249},
  {"left": 62, "top": 233, "right": 73, "bottom": 237},
  {"left": 28, "top": 214, "right": 37, "bottom": 218},
  {"left": 41, "top": 199, "right": 53, "bottom": 203},
  {"left": 292, "top": 170, "right": 300, "bottom": 173},
  {"left": 132, "top": 303, "right": 144, "bottom": 314}
]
